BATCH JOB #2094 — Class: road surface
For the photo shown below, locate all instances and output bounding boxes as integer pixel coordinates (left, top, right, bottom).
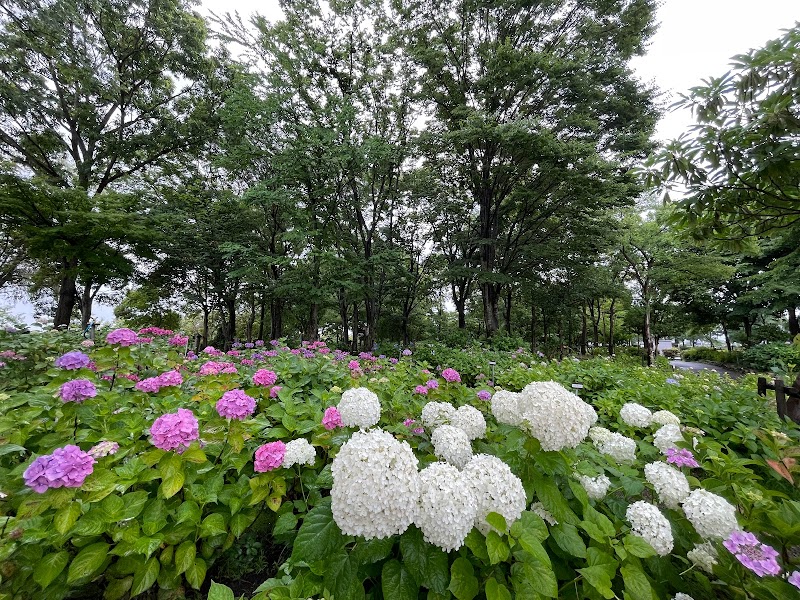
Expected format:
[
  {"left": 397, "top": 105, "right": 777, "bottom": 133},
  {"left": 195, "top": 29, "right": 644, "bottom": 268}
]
[{"left": 669, "top": 360, "right": 743, "bottom": 379}]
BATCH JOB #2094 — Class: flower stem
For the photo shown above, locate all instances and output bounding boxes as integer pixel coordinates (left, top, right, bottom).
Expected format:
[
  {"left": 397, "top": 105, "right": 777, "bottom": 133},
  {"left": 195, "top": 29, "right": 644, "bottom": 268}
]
[{"left": 213, "top": 424, "right": 230, "bottom": 466}]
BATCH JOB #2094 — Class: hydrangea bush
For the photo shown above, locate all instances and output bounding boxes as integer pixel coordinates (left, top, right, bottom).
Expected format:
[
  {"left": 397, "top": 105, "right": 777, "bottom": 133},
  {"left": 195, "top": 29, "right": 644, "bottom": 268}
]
[{"left": 0, "top": 330, "right": 798, "bottom": 599}]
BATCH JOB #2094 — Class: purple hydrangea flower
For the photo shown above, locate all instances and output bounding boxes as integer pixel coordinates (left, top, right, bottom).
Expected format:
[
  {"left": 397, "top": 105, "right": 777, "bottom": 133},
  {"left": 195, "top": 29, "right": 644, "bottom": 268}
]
[
  {"left": 666, "top": 378, "right": 679, "bottom": 385},
  {"left": 253, "top": 369, "right": 278, "bottom": 386},
  {"left": 403, "top": 419, "right": 416, "bottom": 427},
  {"left": 390, "top": 358, "right": 398, "bottom": 364},
  {"left": 255, "top": 340, "right": 265, "bottom": 347},
  {"left": 414, "top": 385, "right": 428, "bottom": 395},
  {"left": 426, "top": 379, "right": 439, "bottom": 389},
  {"left": 322, "top": 407, "right": 343, "bottom": 430},
  {"left": 59, "top": 379, "right": 97, "bottom": 403},
  {"left": 135, "top": 377, "right": 162, "bottom": 393},
  {"left": 245, "top": 342, "right": 255, "bottom": 349},
  {"left": 216, "top": 389, "right": 256, "bottom": 420},
  {"left": 441, "top": 368, "right": 461, "bottom": 383},
  {"left": 23, "top": 445, "right": 96, "bottom": 493},
  {"left": 413, "top": 427, "right": 424, "bottom": 435},
  {"left": 106, "top": 328, "right": 139, "bottom": 346},
  {"left": 157, "top": 370, "right": 183, "bottom": 387},
  {"left": 789, "top": 571, "right": 800, "bottom": 589},
  {"left": 254, "top": 441, "right": 285, "bottom": 472},
  {"left": 150, "top": 408, "right": 199, "bottom": 452},
  {"left": 476, "top": 390, "right": 492, "bottom": 401},
  {"left": 269, "top": 386, "right": 282, "bottom": 398},
  {"left": 54, "top": 351, "right": 91, "bottom": 370},
  {"left": 723, "top": 531, "right": 781, "bottom": 577},
  {"left": 402, "top": 349, "right": 412, "bottom": 356},
  {"left": 666, "top": 447, "right": 700, "bottom": 468}
]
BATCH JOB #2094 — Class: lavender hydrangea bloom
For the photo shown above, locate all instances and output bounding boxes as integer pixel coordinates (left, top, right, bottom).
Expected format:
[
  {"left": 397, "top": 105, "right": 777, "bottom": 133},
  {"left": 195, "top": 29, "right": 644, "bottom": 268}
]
[
  {"left": 150, "top": 408, "right": 199, "bottom": 451},
  {"left": 23, "top": 445, "right": 96, "bottom": 493},
  {"left": 476, "top": 390, "right": 492, "bottom": 401},
  {"left": 54, "top": 351, "right": 91, "bottom": 370},
  {"left": 106, "top": 328, "right": 139, "bottom": 346},
  {"left": 666, "top": 447, "right": 700, "bottom": 468},
  {"left": 59, "top": 379, "right": 97, "bottom": 403},
  {"left": 789, "top": 571, "right": 800, "bottom": 589},
  {"left": 216, "top": 389, "right": 256, "bottom": 420},
  {"left": 723, "top": 531, "right": 781, "bottom": 577},
  {"left": 157, "top": 370, "right": 183, "bottom": 387}
]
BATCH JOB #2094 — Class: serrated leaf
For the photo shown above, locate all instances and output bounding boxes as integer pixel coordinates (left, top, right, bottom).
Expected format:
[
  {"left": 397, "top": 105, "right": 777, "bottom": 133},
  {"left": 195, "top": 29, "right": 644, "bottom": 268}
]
[
  {"left": 324, "top": 550, "right": 363, "bottom": 600},
  {"left": 208, "top": 581, "right": 235, "bottom": 600},
  {"left": 486, "top": 512, "right": 507, "bottom": 533},
  {"left": 67, "top": 542, "right": 109, "bottom": 584},
  {"left": 510, "top": 511, "right": 549, "bottom": 542},
  {"left": 400, "top": 526, "right": 449, "bottom": 592},
  {"left": 101, "top": 494, "right": 125, "bottom": 521},
  {"left": 160, "top": 470, "right": 185, "bottom": 499},
  {"left": 185, "top": 557, "right": 207, "bottom": 590},
  {"left": 175, "top": 541, "right": 196, "bottom": 576},
  {"left": 486, "top": 531, "right": 510, "bottom": 564},
  {"left": 512, "top": 555, "right": 557, "bottom": 598},
  {"left": 382, "top": 559, "right": 419, "bottom": 600},
  {"left": 131, "top": 556, "right": 159, "bottom": 597},
  {"left": 485, "top": 577, "right": 512, "bottom": 600},
  {"left": 141, "top": 498, "right": 167, "bottom": 536},
  {"left": 176, "top": 500, "right": 201, "bottom": 525},
  {"left": 71, "top": 509, "right": 108, "bottom": 536},
  {"left": 54, "top": 502, "right": 81, "bottom": 534},
  {"left": 623, "top": 534, "right": 657, "bottom": 558},
  {"left": 119, "top": 491, "right": 150, "bottom": 520},
  {"left": 551, "top": 523, "right": 586, "bottom": 558},
  {"left": 230, "top": 512, "right": 256, "bottom": 537},
  {"left": 449, "top": 557, "right": 478, "bottom": 600},
  {"left": 273, "top": 512, "right": 299, "bottom": 537},
  {"left": 33, "top": 551, "right": 69, "bottom": 588},
  {"left": 291, "top": 500, "right": 346, "bottom": 563}
]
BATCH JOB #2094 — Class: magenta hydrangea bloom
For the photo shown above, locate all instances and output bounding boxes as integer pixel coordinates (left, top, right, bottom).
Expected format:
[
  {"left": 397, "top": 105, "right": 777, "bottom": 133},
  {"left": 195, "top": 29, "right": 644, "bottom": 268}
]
[
  {"left": 135, "top": 377, "right": 162, "bottom": 393},
  {"left": 216, "top": 389, "right": 256, "bottom": 420},
  {"left": 322, "top": 407, "right": 343, "bottom": 430},
  {"left": 59, "top": 379, "right": 97, "bottom": 403},
  {"left": 150, "top": 408, "right": 199, "bottom": 452},
  {"left": 347, "top": 360, "right": 360, "bottom": 370},
  {"left": 413, "top": 427, "right": 424, "bottom": 435},
  {"left": 666, "top": 447, "right": 700, "bottom": 468},
  {"left": 476, "top": 390, "right": 492, "bottom": 401},
  {"left": 88, "top": 441, "right": 120, "bottom": 458},
  {"left": 403, "top": 419, "right": 416, "bottom": 427},
  {"left": 157, "top": 370, "right": 183, "bottom": 387},
  {"left": 402, "top": 349, "right": 412, "bottom": 356},
  {"left": 254, "top": 441, "right": 286, "bottom": 472},
  {"left": 169, "top": 334, "right": 189, "bottom": 346},
  {"left": 253, "top": 369, "right": 278, "bottom": 386},
  {"left": 269, "top": 386, "right": 282, "bottom": 398},
  {"left": 789, "top": 571, "right": 800, "bottom": 589},
  {"left": 414, "top": 385, "right": 428, "bottom": 395},
  {"left": 106, "top": 328, "right": 139, "bottom": 346},
  {"left": 54, "top": 351, "right": 91, "bottom": 370},
  {"left": 23, "top": 445, "right": 96, "bottom": 493},
  {"left": 426, "top": 379, "right": 439, "bottom": 389},
  {"left": 723, "top": 531, "right": 781, "bottom": 577},
  {"left": 441, "top": 368, "right": 461, "bottom": 383}
]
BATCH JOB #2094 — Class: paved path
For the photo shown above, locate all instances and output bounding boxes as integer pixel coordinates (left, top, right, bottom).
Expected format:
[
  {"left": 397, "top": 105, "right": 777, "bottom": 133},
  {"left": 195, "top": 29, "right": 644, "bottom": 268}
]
[{"left": 669, "top": 360, "right": 743, "bottom": 379}]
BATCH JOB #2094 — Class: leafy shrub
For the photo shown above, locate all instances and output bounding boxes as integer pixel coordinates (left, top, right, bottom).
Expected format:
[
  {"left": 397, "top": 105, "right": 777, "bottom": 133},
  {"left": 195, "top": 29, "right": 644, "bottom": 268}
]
[
  {"left": 681, "top": 347, "right": 742, "bottom": 364},
  {"left": 741, "top": 343, "right": 800, "bottom": 374}
]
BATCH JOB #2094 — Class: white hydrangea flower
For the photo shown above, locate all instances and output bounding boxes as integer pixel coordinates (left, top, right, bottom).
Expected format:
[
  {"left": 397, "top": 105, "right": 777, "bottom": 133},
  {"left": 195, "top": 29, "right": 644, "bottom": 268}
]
[
  {"left": 490, "top": 390, "right": 523, "bottom": 426},
  {"left": 626, "top": 501, "right": 674, "bottom": 556},
  {"left": 431, "top": 425, "right": 473, "bottom": 469},
  {"left": 463, "top": 454, "right": 527, "bottom": 535},
  {"left": 620, "top": 403, "right": 653, "bottom": 427},
  {"left": 653, "top": 424, "right": 684, "bottom": 453},
  {"left": 282, "top": 438, "right": 316, "bottom": 468},
  {"left": 644, "top": 462, "right": 690, "bottom": 509},
  {"left": 687, "top": 542, "right": 718, "bottom": 573},
  {"left": 577, "top": 474, "right": 611, "bottom": 500},
  {"left": 588, "top": 426, "right": 613, "bottom": 445},
  {"left": 652, "top": 410, "right": 680, "bottom": 426},
  {"left": 518, "top": 381, "right": 598, "bottom": 451},
  {"left": 331, "top": 429, "right": 420, "bottom": 539},
  {"left": 530, "top": 502, "right": 557, "bottom": 526},
  {"left": 415, "top": 463, "right": 477, "bottom": 552},
  {"left": 421, "top": 401, "right": 456, "bottom": 428},
  {"left": 450, "top": 405, "right": 486, "bottom": 440},
  {"left": 596, "top": 432, "right": 637, "bottom": 463},
  {"left": 673, "top": 594, "right": 694, "bottom": 600},
  {"left": 338, "top": 387, "right": 381, "bottom": 429},
  {"left": 681, "top": 489, "right": 739, "bottom": 540}
]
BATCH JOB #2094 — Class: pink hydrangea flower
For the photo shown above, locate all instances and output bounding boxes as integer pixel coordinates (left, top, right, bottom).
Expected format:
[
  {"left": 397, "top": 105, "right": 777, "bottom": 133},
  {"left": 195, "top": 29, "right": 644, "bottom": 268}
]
[
  {"left": 59, "top": 379, "right": 97, "bottom": 403},
  {"left": 54, "top": 351, "right": 91, "bottom": 370},
  {"left": 241, "top": 359, "right": 254, "bottom": 366},
  {"left": 216, "top": 389, "right": 256, "bottom": 420},
  {"left": 150, "top": 408, "right": 199, "bottom": 452},
  {"left": 477, "top": 390, "right": 492, "bottom": 401},
  {"left": 135, "top": 377, "right": 162, "bottom": 393},
  {"left": 322, "top": 407, "right": 343, "bottom": 430},
  {"left": 106, "top": 328, "right": 139, "bottom": 346},
  {"left": 80, "top": 339, "right": 94, "bottom": 347},
  {"left": 88, "top": 441, "right": 120, "bottom": 458},
  {"left": 426, "top": 379, "right": 439, "bottom": 389},
  {"left": 666, "top": 447, "right": 700, "bottom": 468},
  {"left": 723, "top": 531, "right": 781, "bottom": 577},
  {"left": 413, "top": 427, "right": 424, "bottom": 435},
  {"left": 23, "top": 445, "right": 96, "bottom": 493},
  {"left": 169, "top": 334, "right": 189, "bottom": 346},
  {"left": 254, "top": 441, "right": 286, "bottom": 472},
  {"left": 269, "top": 386, "right": 282, "bottom": 398},
  {"left": 157, "top": 370, "right": 183, "bottom": 387},
  {"left": 348, "top": 360, "right": 360, "bottom": 370},
  {"left": 253, "top": 369, "right": 278, "bottom": 386},
  {"left": 403, "top": 419, "right": 416, "bottom": 427},
  {"left": 414, "top": 385, "right": 428, "bottom": 395},
  {"left": 441, "top": 368, "right": 461, "bottom": 383}
]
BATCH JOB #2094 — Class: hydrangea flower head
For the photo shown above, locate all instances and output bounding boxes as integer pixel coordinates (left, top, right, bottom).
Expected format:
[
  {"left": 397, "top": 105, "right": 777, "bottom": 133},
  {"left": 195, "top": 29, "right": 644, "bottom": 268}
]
[
  {"left": 169, "top": 334, "right": 189, "bottom": 346},
  {"left": 59, "top": 379, "right": 97, "bottom": 403},
  {"left": 269, "top": 386, "right": 282, "bottom": 398},
  {"left": 450, "top": 405, "right": 486, "bottom": 440},
  {"left": 252, "top": 369, "right": 278, "bottom": 387},
  {"left": 626, "top": 501, "right": 674, "bottom": 556},
  {"left": 402, "top": 349, "right": 412, "bottom": 356},
  {"left": 431, "top": 425, "right": 473, "bottom": 469},
  {"left": 441, "top": 368, "right": 461, "bottom": 383},
  {"left": 576, "top": 474, "right": 611, "bottom": 500},
  {"left": 80, "top": 339, "right": 94, "bottom": 347},
  {"left": 135, "top": 377, "right": 162, "bottom": 393},
  {"left": 462, "top": 454, "right": 526, "bottom": 535},
  {"left": 106, "top": 328, "right": 139, "bottom": 346},
  {"left": 88, "top": 441, "right": 120, "bottom": 458},
  {"left": 788, "top": 571, "right": 800, "bottom": 589},
  {"left": 254, "top": 441, "right": 286, "bottom": 472},
  {"left": 620, "top": 402, "right": 653, "bottom": 427},
  {"left": 322, "top": 406, "right": 343, "bottom": 430},
  {"left": 644, "top": 462, "right": 690, "bottom": 509},
  {"left": 55, "top": 351, "right": 91, "bottom": 370},
  {"left": 421, "top": 401, "right": 456, "bottom": 428},
  {"left": 723, "top": 531, "right": 781, "bottom": 576},
  {"left": 338, "top": 387, "right": 381, "bottom": 428},
  {"left": 23, "top": 445, "right": 95, "bottom": 493},
  {"left": 150, "top": 408, "right": 199, "bottom": 452},
  {"left": 682, "top": 489, "right": 739, "bottom": 539},
  {"left": 426, "top": 379, "right": 439, "bottom": 389},
  {"left": 414, "top": 385, "right": 428, "bottom": 395},
  {"left": 652, "top": 410, "right": 680, "bottom": 426},
  {"left": 476, "top": 390, "right": 492, "bottom": 401},
  {"left": 520, "top": 381, "right": 598, "bottom": 451},
  {"left": 491, "top": 391, "right": 523, "bottom": 426},
  {"left": 415, "top": 463, "right": 477, "bottom": 551},
  {"left": 654, "top": 424, "right": 684, "bottom": 453},
  {"left": 282, "top": 438, "right": 316, "bottom": 468},
  {"left": 216, "top": 389, "right": 256, "bottom": 420},
  {"left": 158, "top": 371, "right": 183, "bottom": 387},
  {"left": 666, "top": 447, "right": 699, "bottom": 468}
]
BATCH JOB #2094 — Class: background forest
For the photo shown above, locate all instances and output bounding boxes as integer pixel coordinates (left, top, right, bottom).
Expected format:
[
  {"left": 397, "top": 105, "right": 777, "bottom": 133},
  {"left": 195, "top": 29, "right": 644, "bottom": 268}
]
[{"left": 1, "top": 0, "right": 798, "bottom": 365}]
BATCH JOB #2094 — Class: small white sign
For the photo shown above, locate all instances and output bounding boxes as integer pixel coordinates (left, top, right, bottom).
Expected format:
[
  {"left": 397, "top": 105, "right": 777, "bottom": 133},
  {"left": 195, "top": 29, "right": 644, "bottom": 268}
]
[{"left": 571, "top": 383, "right": 584, "bottom": 389}]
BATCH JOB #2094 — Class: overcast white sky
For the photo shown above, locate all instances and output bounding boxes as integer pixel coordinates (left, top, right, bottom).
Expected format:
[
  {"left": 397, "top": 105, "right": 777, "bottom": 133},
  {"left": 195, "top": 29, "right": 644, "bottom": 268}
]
[{"left": 3, "top": 1, "right": 798, "bottom": 324}]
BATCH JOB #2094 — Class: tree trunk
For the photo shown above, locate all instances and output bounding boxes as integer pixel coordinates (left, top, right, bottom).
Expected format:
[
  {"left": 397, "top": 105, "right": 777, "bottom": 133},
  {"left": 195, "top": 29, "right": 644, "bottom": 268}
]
[
  {"left": 530, "top": 304, "right": 537, "bottom": 353},
  {"left": 643, "top": 301, "right": 654, "bottom": 366},
  {"left": 482, "top": 282, "right": 500, "bottom": 338},
  {"left": 79, "top": 278, "right": 93, "bottom": 330},
  {"left": 306, "top": 303, "right": 319, "bottom": 342},
  {"left": 246, "top": 294, "right": 256, "bottom": 342},
  {"left": 339, "top": 291, "right": 350, "bottom": 347},
  {"left": 202, "top": 306, "right": 209, "bottom": 347},
  {"left": 364, "top": 296, "right": 376, "bottom": 352},
  {"left": 455, "top": 298, "right": 466, "bottom": 329},
  {"left": 504, "top": 287, "right": 512, "bottom": 334},
  {"left": 270, "top": 298, "right": 283, "bottom": 340},
  {"left": 722, "top": 322, "right": 732, "bottom": 352},
  {"left": 789, "top": 306, "right": 799, "bottom": 337},
  {"left": 580, "top": 303, "right": 588, "bottom": 355},
  {"left": 257, "top": 293, "right": 266, "bottom": 341},
  {"left": 590, "top": 300, "right": 600, "bottom": 348},
  {"left": 608, "top": 299, "right": 616, "bottom": 356},
  {"left": 743, "top": 317, "right": 753, "bottom": 343},
  {"left": 53, "top": 259, "right": 78, "bottom": 329},
  {"left": 351, "top": 302, "right": 359, "bottom": 353}
]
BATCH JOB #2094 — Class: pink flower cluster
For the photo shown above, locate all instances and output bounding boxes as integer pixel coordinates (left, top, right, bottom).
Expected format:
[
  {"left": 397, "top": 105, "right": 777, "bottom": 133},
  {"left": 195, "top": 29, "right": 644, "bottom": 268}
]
[
  {"left": 322, "top": 407, "right": 343, "bottom": 430},
  {"left": 169, "top": 334, "right": 189, "bottom": 346},
  {"left": 23, "top": 445, "right": 96, "bottom": 493},
  {"left": 426, "top": 379, "right": 439, "bottom": 389},
  {"left": 80, "top": 339, "right": 94, "bottom": 347},
  {"left": 106, "top": 328, "right": 139, "bottom": 346},
  {"left": 666, "top": 447, "right": 700, "bottom": 468},
  {"left": 269, "top": 386, "right": 282, "bottom": 398},
  {"left": 54, "top": 351, "right": 91, "bottom": 370},
  {"left": 441, "top": 368, "right": 461, "bottom": 383},
  {"left": 253, "top": 369, "right": 278, "bottom": 387},
  {"left": 254, "top": 441, "right": 285, "bottom": 472},
  {"left": 150, "top": 408, "right": 199, "bottom": 452},
  {"left": 135, "top": 370, "right": 183, "bottom": 393},
  {"left": 216, "top": 389, "right": 256, "bottom": 420},
  {"left": 138, "top": 327, "right": 173, "bottom": 336},
  {"left": 203, "top": 346, "right": 224, "bottom": 357},
  {"left": 198, "top": 361, "right": 238, "bottom": 376},
  {"left": 403, "top": 418, "right": 424, "bottom": 435},
  {"left": 0, "top": 350, "right": 25, "bottom": 361},
  {"left": 723, "top": 531, "right": 781, "bottom": 577},
  {"left": 88, "top": 441, "right": 120, "bottom": 458},
  {"left": 414, "top": 385, "right": 428, "bottom": 395},
  {"left": 59, "top": 379, "right": 97, "bottom": 403}
]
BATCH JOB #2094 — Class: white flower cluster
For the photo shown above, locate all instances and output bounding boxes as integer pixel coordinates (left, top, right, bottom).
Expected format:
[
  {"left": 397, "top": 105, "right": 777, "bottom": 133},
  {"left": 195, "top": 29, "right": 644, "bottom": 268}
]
[
  {"left": 450, "top": 405, "right": 486, "bottom": 440},
  {"left": 595, "top": 431, "right": 637, "bottom": 463},
  {"left": 681, "top": 489, "right": 739, "bottom": 540},
  {"left": 653, "top": 424, "right": 684, "bottom": 453},
  {"left": 626, "top": 501, "right": 674, "bottom": 556},
  {"left": 644, "top": 462, "right": 690, "bottom": 509},
  {"left": 530, "top": 502, "right": 557, "bottom": 526},
  {"left": 415, "top": 463, "right": 477, "bottom": 551},
  {"left": 652, "top": 410, "right": 680, "bottom": 426},
  {"left": 462, "top": 454, "right": 527, "bottom": 535},
  {"left": 620, "top": 403, "right": 653, "bottom": 427},
  {"left": 673, "top": 594, "right": 695, "bottom": 600},
  {"left": 331, "top": 429, "right": 420, "bottom": 539},
  {"left": 431, "top": 425, "right": 473, "bottom": 469},
  {"left": 490, "top": 390, "right": 523, "bottom": 426},
  {"left": 421, "top": 401, "right": 456, "bottom": 428},
  {"left": 577, "top": 474, "right": 611, "bottom": 500},
  {"left": 282, "top": 438, "right": 316, "bottom": 468},
  {"left": 338, "top": 387, "right": 381, "bottom": 429},
  {"left": 518, "top": 381, "right": 598, "bottom": 451},
  {"left": 588, "top": 426, "right": 613, "bottom": 445},
  {"left": 687, "top": 542, "right": 718, "bottom": 573}
]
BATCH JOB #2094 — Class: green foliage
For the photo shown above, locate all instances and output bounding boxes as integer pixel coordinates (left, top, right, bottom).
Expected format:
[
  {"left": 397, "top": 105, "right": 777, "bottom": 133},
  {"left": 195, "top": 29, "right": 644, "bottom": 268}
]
[
  {"left": 740, "top": 343, "right": 800, "bottom": 376},
  {"left": 681, "top": 348, "right": 742, "bottom": 365}
]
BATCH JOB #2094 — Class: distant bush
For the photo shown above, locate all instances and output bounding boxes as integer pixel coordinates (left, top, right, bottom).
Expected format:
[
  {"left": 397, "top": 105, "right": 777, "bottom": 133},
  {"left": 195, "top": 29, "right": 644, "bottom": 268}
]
[
  {"left": 680, "top": 348, "right": 742, "bottom": 364},
  {"left": 740, "top": 343, "right": 800, "bottom": 374},
  {"left": 661, "top": 348, "right": 680, "bottom": 359}
]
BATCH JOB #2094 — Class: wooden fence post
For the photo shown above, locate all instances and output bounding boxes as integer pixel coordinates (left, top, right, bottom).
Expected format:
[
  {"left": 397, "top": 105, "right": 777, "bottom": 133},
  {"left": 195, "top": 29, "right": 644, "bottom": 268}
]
[{"left": 775, "top": 379, "right": 786, "bottom": 420}]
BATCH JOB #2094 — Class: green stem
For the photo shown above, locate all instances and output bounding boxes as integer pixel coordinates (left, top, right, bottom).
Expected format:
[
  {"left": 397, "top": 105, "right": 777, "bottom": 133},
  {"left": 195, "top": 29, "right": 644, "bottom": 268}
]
[{"left": 213, "top": 424, "right": 230, "bottom": 466}]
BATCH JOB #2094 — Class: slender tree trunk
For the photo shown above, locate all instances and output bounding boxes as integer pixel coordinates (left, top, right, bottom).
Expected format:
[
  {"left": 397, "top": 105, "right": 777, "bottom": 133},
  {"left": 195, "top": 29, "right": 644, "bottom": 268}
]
[
  {"left": 504, "top": 287, "right": 512, "bottom": 334},
  {"left": 643, "top": 300, "right": 654, "bottom": 366},
  {"left": 246, "top": 294, "right": 256, "bottom": 342},
  {"left": 202, "top": 306, "right": 209, "bottom": 347},
  {"left": 80, "top": 278, "right": 93, "bottom": 330},
  {"left": 455, "top": 299, "right": 466, "bottom": 329},
  {"left": 590, "top": 300, "right": 600, "bottom": 348},
  {"left": 257, "top": 294, "right": 266, "bottom": 341},
  {"left": 364, "top": 296, "right": 376, "bottom": 352},
  {"left": 608, "top": 299, "right": 616, "bottom": 356},
  {"left": 270, "top": 299, "right": 283, "bottom": 340},
  {"left": 789, "top": 306, "right": 799, "bottom": 337},
  {"left": 743, "top": 317, "right": 753, "bottom": 343},
  {"left": 53, "top": 258, "right": 78, "bottom": 329},
  {"left": 530, "top": 304, "right": 537, "bottom": 353},
  {"left": 580, "top": 303, "right": 588, "bottom": 355},
  {"left": 226, "top": 297, "right": 237, "bottom": 348},
  {"left": 339, "top": 291, "right": 350, "bottom": 347},
  {"left": 722, "top": 322, "right": 732, "bottom": 352},
  {"left": 351, "top": 302, "right": 359, "bottom": 353},
  {"left": 306, "top": 303, "right": 319, "bottom": 342}
]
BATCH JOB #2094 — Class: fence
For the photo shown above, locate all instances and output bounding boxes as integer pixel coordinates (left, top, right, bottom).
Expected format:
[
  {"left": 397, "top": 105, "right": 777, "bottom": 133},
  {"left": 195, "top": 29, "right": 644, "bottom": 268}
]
[{"left": 757, "top": 375, "right": 800, "bottom": 424}]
